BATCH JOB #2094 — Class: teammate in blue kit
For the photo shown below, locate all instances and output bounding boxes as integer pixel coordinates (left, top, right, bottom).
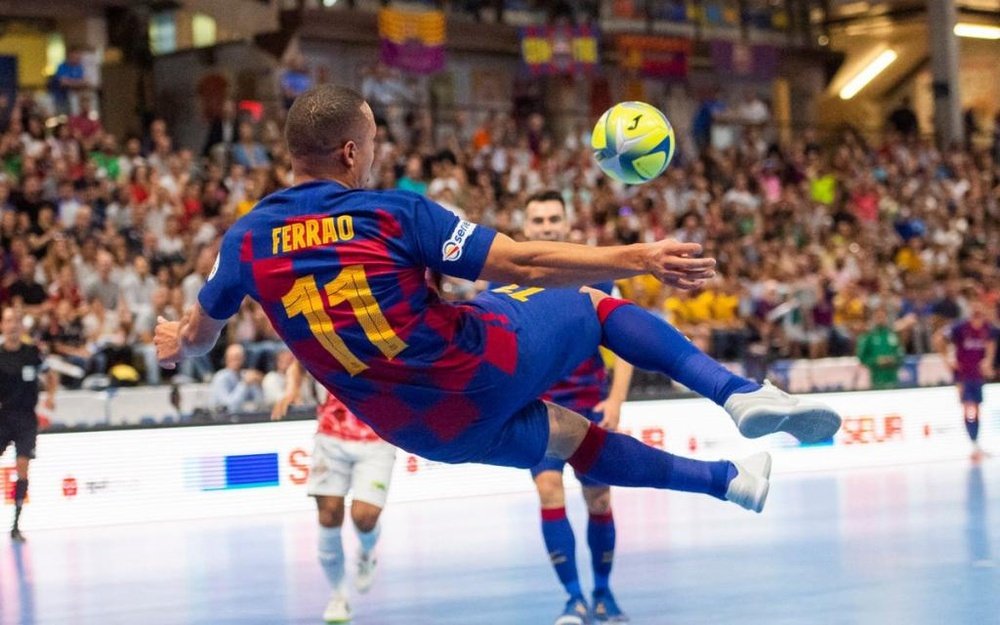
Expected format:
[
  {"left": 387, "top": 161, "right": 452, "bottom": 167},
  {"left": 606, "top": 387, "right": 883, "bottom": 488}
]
[
  {"left": 937, "top": 301, "right": 998, "bottom": 462},
  {"left": 508, "top": 191, "right": 634, "bottom": 624},
  {"left": 155, "top": 86, "right": 841, "bottom": 527}
]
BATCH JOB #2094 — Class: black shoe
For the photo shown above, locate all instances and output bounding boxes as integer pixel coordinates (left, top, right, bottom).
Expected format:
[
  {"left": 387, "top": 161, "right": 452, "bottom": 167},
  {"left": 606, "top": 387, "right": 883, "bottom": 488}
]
[{"left": 10, "top": 528, "right": 26, "bottom": 543}]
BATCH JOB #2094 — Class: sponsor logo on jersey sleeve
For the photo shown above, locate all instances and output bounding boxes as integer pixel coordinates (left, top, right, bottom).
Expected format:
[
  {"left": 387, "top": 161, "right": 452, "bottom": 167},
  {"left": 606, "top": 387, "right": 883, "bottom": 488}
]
[{"left": 442, "top": 220, "right": 476, "bottom": 262}]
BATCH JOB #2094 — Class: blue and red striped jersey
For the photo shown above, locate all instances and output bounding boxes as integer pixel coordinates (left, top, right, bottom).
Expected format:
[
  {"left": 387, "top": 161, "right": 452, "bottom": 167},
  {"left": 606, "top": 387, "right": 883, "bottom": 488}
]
[{"left": 199, "top": 181, "right": 521, "bottom": 453}]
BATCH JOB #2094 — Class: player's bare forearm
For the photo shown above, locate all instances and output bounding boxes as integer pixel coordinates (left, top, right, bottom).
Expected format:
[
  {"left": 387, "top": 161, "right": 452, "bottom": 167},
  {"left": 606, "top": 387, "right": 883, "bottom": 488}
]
[
  {"left": 596, "top": 358, "right": 634, "bottom": 430},
  {"left": 44, "top": 370, "right": 58, "bottom": 409},
  {"left": 609, "top": 358, "right": 634, "bottom": 404},
  {"left": 480, "top": 234, "right": 716, "bottom": 289},
  {"left": 284, "top": 361, "right": 303, "bottom": 401},
  {"left": 272, "top": 361, "right": 304, "bottom": 420},
  {"left": 984, "top": 344, "right": 997, "bottom": 378},
  {"left": 155, "top": 304, "right": 228, "bottom": 368}
]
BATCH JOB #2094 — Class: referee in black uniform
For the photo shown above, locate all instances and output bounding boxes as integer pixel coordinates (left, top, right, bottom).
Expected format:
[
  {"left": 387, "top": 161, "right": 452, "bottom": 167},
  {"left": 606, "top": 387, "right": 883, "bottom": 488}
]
[{"left": 0, "top": 307, "right": 56, "bottom": 542}]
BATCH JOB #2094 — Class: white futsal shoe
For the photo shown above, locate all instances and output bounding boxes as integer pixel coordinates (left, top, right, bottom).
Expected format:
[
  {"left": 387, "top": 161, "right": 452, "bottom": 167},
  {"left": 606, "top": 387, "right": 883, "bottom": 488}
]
[
  {"left": 355, "top": 552, "right": 377, "bottom": 594},
  {"left": 323, "top": 593, "right": 352, "bottom": 623},
  {"left": 724, "top": 380, "right": 842, "bottom": 444},
  {"left": 725, "top": 452, "right": 772, "bottom": 513}
]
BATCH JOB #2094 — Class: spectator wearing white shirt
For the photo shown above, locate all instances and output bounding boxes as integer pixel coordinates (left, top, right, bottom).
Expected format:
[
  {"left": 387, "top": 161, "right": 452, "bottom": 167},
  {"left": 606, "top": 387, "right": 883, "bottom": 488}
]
[
  {"left": 120, "top": 256, "right": 158, "bottom": 314},
  {"left": 181, "top": 247, "right": 215, "bottom": 310},
  {"left": 737, "top": 90, "right": 770, "bottom": 127}
]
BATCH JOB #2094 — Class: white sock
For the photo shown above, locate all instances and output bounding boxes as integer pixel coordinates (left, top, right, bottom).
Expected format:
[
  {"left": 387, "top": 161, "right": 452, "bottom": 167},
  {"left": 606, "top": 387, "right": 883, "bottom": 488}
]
[
  {"left": 357, "top": 522, "right": 381, "bottom": 557},
  {"left": 318, "top": 526, "right": 346, "bottom": 592}
]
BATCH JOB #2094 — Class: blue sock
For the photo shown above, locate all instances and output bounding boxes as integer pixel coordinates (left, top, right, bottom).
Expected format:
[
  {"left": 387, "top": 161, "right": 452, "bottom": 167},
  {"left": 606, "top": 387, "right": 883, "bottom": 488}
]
[
  {"left": 357, "top": 522, "right": 380, "bottom": 556},
  {"left": 598, "top": 299, "right": 760, "bottom": 405},
  {"left": 541, "top": 508, "right": 583, "bottom": 599},
  {"left": 587, "top": 511, "right": 615, "bottom": 593},
  {"left": 318, "top": 525, "right": 346, "bottom": 591},
  {"left": 569, "top": 423, "right": 737, "bottom": 499}
]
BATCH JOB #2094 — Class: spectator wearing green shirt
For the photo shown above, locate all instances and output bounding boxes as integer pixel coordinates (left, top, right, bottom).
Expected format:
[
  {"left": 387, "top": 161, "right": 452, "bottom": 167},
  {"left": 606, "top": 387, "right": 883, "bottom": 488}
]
[
  {"left": 90, "top": 134, "right": 121, "bottom": 182},
  {"left": 396, "top": 153, "right": 427, "bottom": 195},
  {"left": 856, "top": 307, "right": 904, "bottom": 389}
]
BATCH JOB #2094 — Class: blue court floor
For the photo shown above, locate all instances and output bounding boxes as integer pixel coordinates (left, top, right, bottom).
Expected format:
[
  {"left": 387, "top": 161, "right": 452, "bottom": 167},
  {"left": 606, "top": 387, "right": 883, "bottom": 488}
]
[{"left": 2, "top": 460, "right": 998, "bottom": 625}]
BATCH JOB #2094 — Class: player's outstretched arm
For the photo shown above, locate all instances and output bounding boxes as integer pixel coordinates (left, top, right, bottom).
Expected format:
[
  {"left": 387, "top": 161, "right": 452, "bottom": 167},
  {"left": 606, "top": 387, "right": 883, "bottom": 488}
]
[
  {"left": 154, "top": 304, "right": 229, "bottom": 370},
  {"left": 479, "top": 233, "right": 716, "bottom": 289},
  {"left": 271, "top": 360, "right": 304, "bottom": 421}
]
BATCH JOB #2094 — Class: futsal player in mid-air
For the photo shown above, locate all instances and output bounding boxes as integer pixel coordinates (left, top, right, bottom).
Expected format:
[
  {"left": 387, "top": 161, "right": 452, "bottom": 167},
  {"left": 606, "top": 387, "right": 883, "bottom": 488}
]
[
  {"left": 936, "top": 301, "right": 997, "bottom": 462},
  {"left": 509, "top": 191, "right": 634, "bottom": 625},
  {"left": 273, "top": 361, "right": 396, "bottom": 623},
  {"left": 156, "top": 86, "right": 842, "bottom": 539}
]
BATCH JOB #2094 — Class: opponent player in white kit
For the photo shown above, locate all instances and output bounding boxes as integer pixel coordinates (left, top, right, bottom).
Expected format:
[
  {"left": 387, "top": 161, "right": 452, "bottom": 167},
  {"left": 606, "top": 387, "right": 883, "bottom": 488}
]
[{"left": 273, "top": 360, "right": 397, "bottom": 623}]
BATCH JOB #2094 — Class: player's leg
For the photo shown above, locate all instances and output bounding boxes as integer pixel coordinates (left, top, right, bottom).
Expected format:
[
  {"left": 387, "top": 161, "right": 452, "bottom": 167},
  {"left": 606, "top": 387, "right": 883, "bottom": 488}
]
[
  {"left": 584, "top": 288, "right": 841, "bottom": 443},
  {"left": 533, "top": 466, "right": 589, "bottom": 625},
  {"left": 0, "top": 432, "right": 13, "bottom": 538},
  {"left": 10, "top": 425, "right": 36, "bottom": 543},
  {"left": 961, "top": 382, "right": 985, "bottom": 461},
  {"left": 308, "top": 435, "right": 353, "bottom": 623},
  {"left": 316, "top": 495, "right": 352, "bottom": 622},
  {"left": 12, "top": 456, "right": 29, "bottom": 535},
  {"left": 581, "top": 484, "right": 626, "bottom": 623},
  {"left": 546, "top": 401, "right": 771, "bottom": 512},
  {"left": 347, "top": 441, "right": 396, "bottom": 594}
]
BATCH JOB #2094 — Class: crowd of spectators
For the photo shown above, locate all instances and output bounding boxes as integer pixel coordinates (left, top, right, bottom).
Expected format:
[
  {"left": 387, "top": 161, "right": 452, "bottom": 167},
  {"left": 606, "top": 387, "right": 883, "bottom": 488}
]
[{"left": 1, "top": 76, "right": 998, "bottom": 410}]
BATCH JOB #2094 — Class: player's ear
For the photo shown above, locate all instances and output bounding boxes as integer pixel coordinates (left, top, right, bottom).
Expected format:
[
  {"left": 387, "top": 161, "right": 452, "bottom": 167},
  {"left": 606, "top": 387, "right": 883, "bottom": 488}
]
[{"left": 341, "top": 140, "right": 357, "bottom": 167}]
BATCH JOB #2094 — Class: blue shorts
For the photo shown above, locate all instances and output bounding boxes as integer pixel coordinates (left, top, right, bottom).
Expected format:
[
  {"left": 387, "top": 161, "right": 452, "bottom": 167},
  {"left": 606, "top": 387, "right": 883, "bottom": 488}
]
[
  {"left": 960, "top": 381, "right": 984, "bottom": 405},
  {"left": 530, "top": 409, "right": 606, "bottom": 487},
  {"left": 462, "top": 287, "right": 603, "bottom": 469}
]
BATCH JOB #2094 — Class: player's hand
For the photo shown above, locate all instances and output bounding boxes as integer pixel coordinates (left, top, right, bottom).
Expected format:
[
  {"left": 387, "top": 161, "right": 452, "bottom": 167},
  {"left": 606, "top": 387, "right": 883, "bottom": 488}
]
[
  {"left": 983, "top": 363, "right": 996, "bottom": 380},
  {"left": 154, "top": 314, "right": 184, "bottom": 369},
  {"left": 594, "top": 399, "right": 622, "bottom": 432},
  {"left": 645, "top": 239, "right": 716, "bottom": 290},
  {"left": 43, "top": 396, "right": 55, "bottom": 411}
]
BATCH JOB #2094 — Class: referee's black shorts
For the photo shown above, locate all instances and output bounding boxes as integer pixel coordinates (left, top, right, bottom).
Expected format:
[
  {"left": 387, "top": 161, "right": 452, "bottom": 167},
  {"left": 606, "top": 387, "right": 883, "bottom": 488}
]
[{"left": 0, "top": 415, "right": 38, "bottom": 459}]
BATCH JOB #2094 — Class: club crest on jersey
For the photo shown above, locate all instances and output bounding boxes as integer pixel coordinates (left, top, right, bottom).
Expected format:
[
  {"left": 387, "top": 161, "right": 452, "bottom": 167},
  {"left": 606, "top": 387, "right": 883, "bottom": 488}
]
[{"left": 442, "top": 220, "right": 476, "bottom": 262}]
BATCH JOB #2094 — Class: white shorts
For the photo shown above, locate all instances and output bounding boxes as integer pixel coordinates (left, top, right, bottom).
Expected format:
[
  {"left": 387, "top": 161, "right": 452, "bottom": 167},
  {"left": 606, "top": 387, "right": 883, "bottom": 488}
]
[{"left": 307, "top": 434, "right": 398, "bottom": 508}]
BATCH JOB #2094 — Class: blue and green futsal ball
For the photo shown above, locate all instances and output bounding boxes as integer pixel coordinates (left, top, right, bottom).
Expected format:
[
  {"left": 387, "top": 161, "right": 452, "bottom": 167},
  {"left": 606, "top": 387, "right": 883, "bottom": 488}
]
[{"left": 591, "top": 101, "right": 676, "bottom": 185}]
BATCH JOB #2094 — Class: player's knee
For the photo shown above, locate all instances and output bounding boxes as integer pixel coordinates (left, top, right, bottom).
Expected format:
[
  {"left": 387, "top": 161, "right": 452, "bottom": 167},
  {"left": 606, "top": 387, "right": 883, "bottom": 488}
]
[
  {"left": 545, "top": 403, "right": 591, "bottom": 460},
  {"left": 316, "top": 497, "right": 345, "bottom": 528},
  {"left": 15, "top": 458, "right": 29, "bottom": 480},
  {"left": 535, "top": 472, "right": 566, "bottom": 508},
  {"left": 580, "top": 286, "right": 609, "bottom": 309},
  {"left": 964, "top": 403, "right": 979, "bottom": 421},
  {"left": 351, "top": 503, "right": 382, "bottom": 533},
  {"left": 583, "top": 487, "right": 611, "bottom": 515}
]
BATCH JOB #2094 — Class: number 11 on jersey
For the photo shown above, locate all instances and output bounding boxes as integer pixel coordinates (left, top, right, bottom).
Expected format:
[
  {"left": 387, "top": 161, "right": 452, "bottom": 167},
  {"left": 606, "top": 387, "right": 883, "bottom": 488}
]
[{"left": 281, "top": 265, "right": 407, "bottom": 376}]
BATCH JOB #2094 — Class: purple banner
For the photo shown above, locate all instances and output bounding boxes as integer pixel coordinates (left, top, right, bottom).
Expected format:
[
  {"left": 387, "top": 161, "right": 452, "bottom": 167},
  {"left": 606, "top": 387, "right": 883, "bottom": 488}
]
[
  {"left": 709, "top": 41, "right": 779, "bottom": 80},
  {"left": 379, "top": 40, "right": 445, "bottom": 75}
]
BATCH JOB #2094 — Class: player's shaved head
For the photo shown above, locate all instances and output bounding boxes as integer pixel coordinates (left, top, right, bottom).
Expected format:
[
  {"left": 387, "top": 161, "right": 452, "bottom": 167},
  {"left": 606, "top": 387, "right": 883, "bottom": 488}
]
[
  {"left": 285, "top": 85, "right": 369, "bottom": 162},
  {"left": 284, "top": 84, "right": 376, "bottom": 187}
]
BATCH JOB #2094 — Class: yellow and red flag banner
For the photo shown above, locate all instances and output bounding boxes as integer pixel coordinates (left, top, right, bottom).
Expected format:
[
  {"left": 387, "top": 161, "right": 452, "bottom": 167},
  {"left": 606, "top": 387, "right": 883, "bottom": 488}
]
[
  {"left": 520, "top": 25, "right": 599, "bottom": 76},
  {"left": 616, "top": 35, "right": 691, "bottom": 79},
  {"left": 378, "top": 7, "right": 446, "bottom": 75}
]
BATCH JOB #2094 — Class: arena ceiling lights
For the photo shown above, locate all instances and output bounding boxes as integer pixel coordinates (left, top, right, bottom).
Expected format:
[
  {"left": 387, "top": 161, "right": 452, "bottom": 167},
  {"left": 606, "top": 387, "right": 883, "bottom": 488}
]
[
  {"left": 838, "top": 49, "right": 898, "bottom": 100},
  {"left": 953, "top": 23, "right": 1000, "bottom": 39}
]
